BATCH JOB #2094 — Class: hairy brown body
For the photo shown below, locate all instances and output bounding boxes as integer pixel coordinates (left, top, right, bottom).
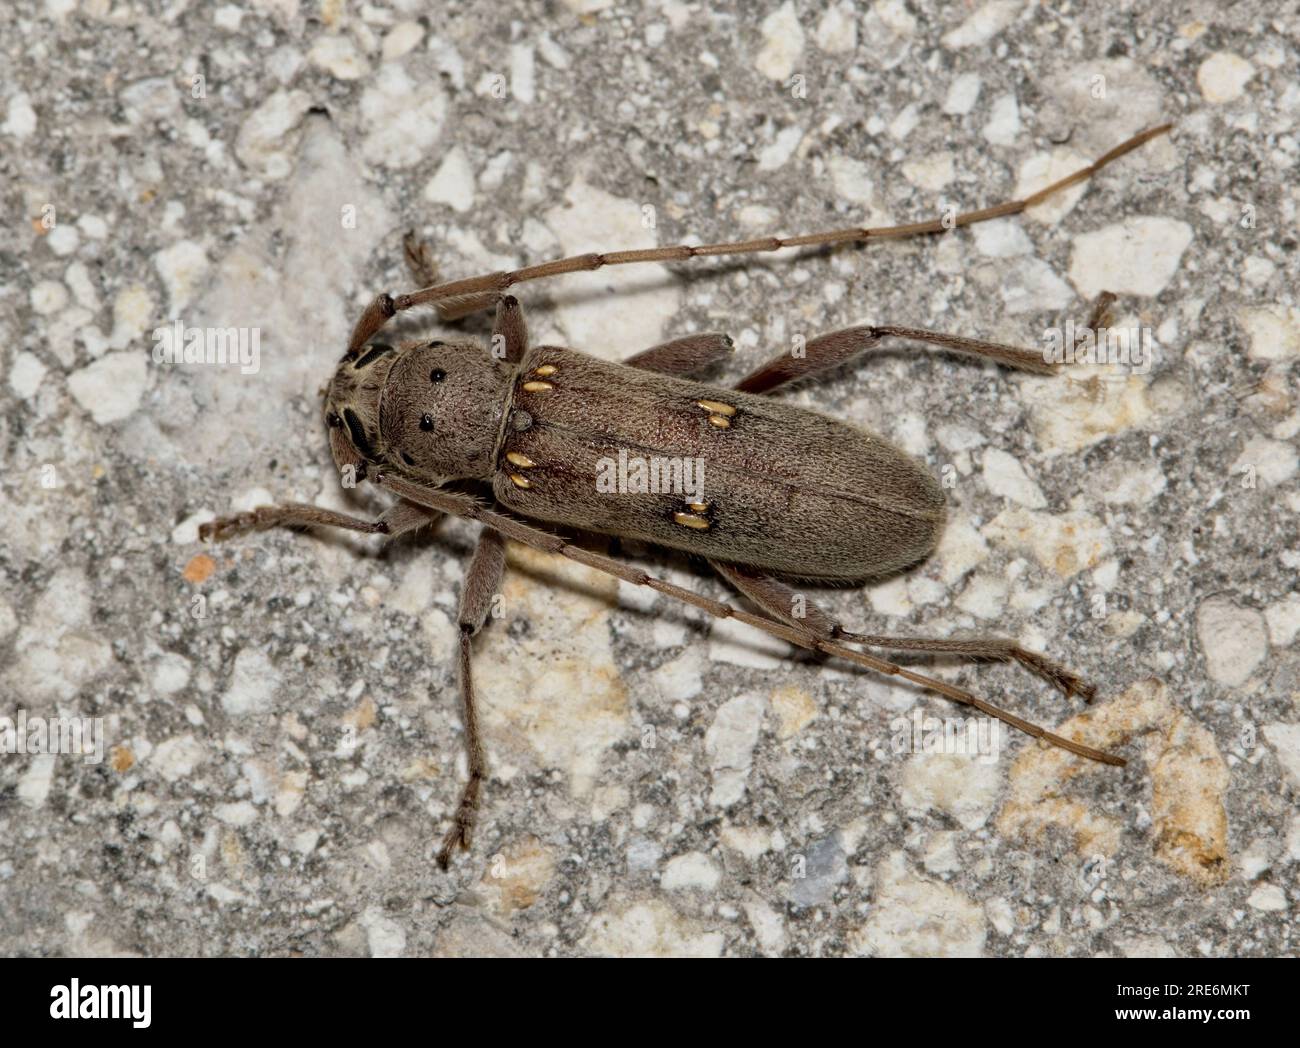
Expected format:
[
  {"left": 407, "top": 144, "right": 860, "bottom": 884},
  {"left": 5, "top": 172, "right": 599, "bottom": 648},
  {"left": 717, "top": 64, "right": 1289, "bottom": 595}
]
[{"left": 493, "top": 346, "right": 945, "bottom": 580}]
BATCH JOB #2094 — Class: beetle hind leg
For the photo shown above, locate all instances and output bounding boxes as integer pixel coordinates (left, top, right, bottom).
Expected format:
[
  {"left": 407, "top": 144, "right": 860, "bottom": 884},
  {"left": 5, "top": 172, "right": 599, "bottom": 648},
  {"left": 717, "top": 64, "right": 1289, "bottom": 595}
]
[
  {"left": 838, "top": 629, "right": 1096, "bottom": 704},
  {"left": 711, "top": 561, "right": 1096, "bottom": 704},
  {"left": 374, "top": 471, "right": 1124, "bottom": 766}
]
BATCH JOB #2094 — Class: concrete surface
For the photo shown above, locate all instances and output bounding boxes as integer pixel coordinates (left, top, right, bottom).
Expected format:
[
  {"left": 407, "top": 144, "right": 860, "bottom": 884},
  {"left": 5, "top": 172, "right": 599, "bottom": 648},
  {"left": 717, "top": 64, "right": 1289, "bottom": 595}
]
[{"left": 1, "top": 0, "right": 1297, "bottom": 957}]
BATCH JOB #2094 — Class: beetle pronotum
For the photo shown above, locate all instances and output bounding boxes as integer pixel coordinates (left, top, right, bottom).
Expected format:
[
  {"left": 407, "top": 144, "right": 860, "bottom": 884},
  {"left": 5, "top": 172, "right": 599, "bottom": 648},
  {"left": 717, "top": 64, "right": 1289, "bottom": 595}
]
[{"left": 201, "top": 123, "right": 1171, "bottom": 868}]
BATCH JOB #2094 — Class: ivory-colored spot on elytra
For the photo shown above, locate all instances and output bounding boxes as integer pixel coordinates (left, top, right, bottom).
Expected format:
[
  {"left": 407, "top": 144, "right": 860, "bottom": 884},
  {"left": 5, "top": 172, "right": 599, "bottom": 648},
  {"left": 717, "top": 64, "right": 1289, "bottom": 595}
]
[
  {"left": 996, "top": 678, "right": 1230, "bottom": 886},
  {"left": 509, "top": 473, "right": 532, "bottom": 489},
  {"left": 522, "top": 380, "right": 553, "bottom": 393},
  {"left": 506, "top": 451, "right": 536, "bottom": 468},
  {"left": 532, "top": 364, "right": 557, "bottom": 376},
  {"left": 707, "top": 415, "right": 731, "bottom": 429},
  {"left": 673, "top": 512, "right": 711, "bottom": 530},
  {"left": 696, "top": 399, "right": 736, "bottom": 416},
  {"left": 687, "top": 501, "right": 709, "bottom": 513}
]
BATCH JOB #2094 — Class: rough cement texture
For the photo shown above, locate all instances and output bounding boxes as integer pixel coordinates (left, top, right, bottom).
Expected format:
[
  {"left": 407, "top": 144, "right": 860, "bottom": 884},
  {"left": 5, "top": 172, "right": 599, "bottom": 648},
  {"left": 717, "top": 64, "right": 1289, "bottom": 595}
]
[{"left": 1, "top": 0, "right": 1297, "bottom": 957}]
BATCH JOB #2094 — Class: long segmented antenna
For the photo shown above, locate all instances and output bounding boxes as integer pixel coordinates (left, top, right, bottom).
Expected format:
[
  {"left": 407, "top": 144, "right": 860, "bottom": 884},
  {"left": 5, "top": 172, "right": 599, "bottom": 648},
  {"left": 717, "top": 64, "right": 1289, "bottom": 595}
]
[{"left": 347, "top": 123, "right": 1173, "bottom": 354}]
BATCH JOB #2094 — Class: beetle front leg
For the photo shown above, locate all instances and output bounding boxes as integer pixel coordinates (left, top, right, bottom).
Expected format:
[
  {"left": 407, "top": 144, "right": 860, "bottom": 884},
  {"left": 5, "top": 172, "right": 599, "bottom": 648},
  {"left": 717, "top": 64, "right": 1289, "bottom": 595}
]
[
  {"left": 491, "top": 295, "right": 529, "bottom": 364},
  {"left": 345, "top": 274, "right": 511, "bottom": 355},
  {"left": 438, "top": 528, "right": 506, "bottom": 870},
  {"left": 403, "top": 229, "right": 440, "bottom": 287},
  {"left": 402, "top": 230, "right": 507, "bottom": 324},
  {"left": 710, "top": 561, "right": 1096, "bottom": 703},
  {"left": 198, "top": 499, "right": 437, "bottom": 543}
]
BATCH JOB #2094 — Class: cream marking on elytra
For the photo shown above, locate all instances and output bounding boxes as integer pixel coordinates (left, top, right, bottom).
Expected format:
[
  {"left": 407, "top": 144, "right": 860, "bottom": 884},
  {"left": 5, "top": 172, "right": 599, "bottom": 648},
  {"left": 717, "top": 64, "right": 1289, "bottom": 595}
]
[{"left": 673, "top": 511, "right": 712, "bottom": 530}]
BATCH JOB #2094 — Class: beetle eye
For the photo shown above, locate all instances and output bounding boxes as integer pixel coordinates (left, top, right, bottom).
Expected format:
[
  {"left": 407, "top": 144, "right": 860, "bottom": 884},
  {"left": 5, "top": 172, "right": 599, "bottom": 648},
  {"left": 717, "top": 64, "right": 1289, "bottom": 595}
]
[
  {"left": 419, "top": 413, "right": 434, "bottom": 432},
  {"left": 430, "top": 368, "right": 446, "bottom": 383}
]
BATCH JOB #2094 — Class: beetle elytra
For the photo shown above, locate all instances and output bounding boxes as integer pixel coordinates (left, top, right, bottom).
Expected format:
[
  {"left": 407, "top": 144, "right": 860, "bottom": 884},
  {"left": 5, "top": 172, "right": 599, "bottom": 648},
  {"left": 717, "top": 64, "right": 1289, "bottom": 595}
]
[{"left": 201, "top": 123, "right": 1171, "bottom": 868}]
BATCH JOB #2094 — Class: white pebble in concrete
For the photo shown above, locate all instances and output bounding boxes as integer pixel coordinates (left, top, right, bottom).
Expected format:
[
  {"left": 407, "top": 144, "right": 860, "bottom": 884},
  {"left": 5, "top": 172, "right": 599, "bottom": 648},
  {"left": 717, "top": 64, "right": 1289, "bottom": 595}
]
[
  {"left": 705, "top": 694, "right": 765, "bottom": 808},
  {"left": 1069, "top": 217, "right": 1194, "bottom": 299},
  {"left": 662, "top": 852, "right": 721, "bottom": 891},
  {"left": 423, "top": 146, "right": 475, "bottom": 212},
  {"left": 68, "top": 351, "right": 147, "bottom": 424},
  {"left": 942, "top": 73, "right": 982, "bottom": 115},
  {"left": 755, "top": 3, "right": 804, "bottom": 82},
  {"left": 1197, "top": 52, "right": 1254, "bottom": 104},
  {"left": 220, "top": 647, "right": 282, "bottom": 716},
  {"left": 1196, "top": 597, "right": 1267, "bottom": 688},
  {"left": 982, "top": 448, "right": 1046, "bottom": 508}
]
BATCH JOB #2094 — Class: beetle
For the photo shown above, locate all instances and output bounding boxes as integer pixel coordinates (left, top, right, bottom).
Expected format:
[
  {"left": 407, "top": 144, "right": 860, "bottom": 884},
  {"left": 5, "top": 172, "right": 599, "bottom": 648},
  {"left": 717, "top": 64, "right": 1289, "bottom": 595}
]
[{"left": 201, "top": 124, "right": 1171, "bottom": 868}]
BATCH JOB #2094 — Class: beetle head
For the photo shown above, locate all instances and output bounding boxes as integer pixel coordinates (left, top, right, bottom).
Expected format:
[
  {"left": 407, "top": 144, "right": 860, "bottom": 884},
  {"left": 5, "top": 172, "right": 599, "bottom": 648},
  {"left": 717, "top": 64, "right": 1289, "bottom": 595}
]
[{"left": 324, "top": 337, "right": 509, "bottom": 483}]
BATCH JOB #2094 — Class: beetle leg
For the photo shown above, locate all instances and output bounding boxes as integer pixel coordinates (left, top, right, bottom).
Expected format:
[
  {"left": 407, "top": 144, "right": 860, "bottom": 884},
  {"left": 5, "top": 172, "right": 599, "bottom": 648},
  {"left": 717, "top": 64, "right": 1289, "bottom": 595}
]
[
  {"left": 623, "top": 333, "right": 734, "bottom": 377},
  {"left": 491, "top": 295, "right": 529, "bottom": 364},
  {"left": 403, "top": 230, "right": 440, "bottom": 286},
  {"left": 438, "top": 528, "right": 507, "bottom": 870},
  {"left": 710, "top": 561, "right": 1095, "bottom": 703},
  {"left": 734, "top": 324, "right": 1060, "bottom": 394},
  {"left": 401, "top": 230, "right": 508, "bottom": 324},
  {"left": 374, "top": 472, "right": 1126, "bottom": 767},
  {"left": 733, "top": 291, "right": 1124, "bottom": 393},
  {"left": 198, "top": 498, "right": 437, "bottom": 543},
  {"left": 198, "top": 496, "right": 504, "bottom": 868},
  {"left": 347, "top": 275, "right": 509, "bottom": 355}
]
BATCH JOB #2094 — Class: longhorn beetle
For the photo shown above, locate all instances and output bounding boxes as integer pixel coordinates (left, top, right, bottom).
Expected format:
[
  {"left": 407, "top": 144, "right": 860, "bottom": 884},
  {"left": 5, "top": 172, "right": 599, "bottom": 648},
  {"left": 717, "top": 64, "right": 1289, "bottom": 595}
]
[{"left": 201, "top": 123, "right": 1172, "bottom": 868}]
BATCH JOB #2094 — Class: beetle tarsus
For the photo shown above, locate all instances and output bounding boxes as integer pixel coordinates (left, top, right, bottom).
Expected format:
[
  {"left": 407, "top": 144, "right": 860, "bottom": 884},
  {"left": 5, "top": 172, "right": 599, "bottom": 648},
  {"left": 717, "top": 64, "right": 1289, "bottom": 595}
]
[
  {"left": 436, "top": 770, "right": 482, "bottom": 871},
  {"left": 1008, "top": 647, "right": 1098, "bottom": 704}
]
